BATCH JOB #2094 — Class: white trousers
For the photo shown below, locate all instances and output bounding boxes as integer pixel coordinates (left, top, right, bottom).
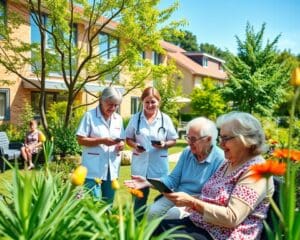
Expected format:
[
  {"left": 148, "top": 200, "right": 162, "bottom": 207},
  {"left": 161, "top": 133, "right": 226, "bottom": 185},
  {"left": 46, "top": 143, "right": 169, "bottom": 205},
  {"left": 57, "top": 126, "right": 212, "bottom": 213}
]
[{"left": 148, "top": 196, "right": 190, "bottom": 221}]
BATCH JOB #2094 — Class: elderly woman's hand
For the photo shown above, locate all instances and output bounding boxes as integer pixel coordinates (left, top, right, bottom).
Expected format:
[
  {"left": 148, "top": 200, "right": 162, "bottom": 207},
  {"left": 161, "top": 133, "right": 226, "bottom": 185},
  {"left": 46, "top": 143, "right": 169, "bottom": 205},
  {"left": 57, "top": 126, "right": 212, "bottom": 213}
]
[
  {"left": 163, "top": 192, "right": 195, "bottom": 207},
  {"left": 102, "top": 137, "right": 120, "bottom": 146},
  {"left": 115, "top": 140, "right": 125, "bottom": 151}
]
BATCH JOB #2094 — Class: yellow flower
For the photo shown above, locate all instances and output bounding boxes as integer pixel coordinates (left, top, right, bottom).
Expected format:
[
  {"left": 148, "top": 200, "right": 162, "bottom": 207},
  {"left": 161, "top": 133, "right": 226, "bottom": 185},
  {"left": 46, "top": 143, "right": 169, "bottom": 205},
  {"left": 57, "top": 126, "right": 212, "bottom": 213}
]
[
  {"left": 291, "top": 67, "right": 300, "bottom": 86},
  {"left": 70, "top": 166, "right": 88, "bottom": 186},
  {"left": 94, "top": 177, "right": 102, "bottom": 185},
  {"left": 111, "top": 179, "right": 120, "bottom": 190},
  {"left": 39, "top": 132, "right": 46, "bottom": 142}
]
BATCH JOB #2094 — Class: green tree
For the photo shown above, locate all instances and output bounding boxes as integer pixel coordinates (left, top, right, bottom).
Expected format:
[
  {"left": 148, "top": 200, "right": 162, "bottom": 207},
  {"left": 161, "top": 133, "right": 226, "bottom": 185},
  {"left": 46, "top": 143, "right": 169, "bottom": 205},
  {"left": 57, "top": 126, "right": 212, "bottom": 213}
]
[
  {"left": 199, "top": 42, "right": 228, "bottom": 59},
  {"left": 164, "top": 29, "right": 199, "bottom": 51},
  {"left": 155, "top": 67, "right": 183, "bottom": 126},
  {"left": 222, "top": 23, "right": 290, "bottom": 116},
  {"left": 0, "top": 0, "right": 180, "bottom": 134},
  {"left": 190, "top": 78, "right": 227, "bottom": 120}
]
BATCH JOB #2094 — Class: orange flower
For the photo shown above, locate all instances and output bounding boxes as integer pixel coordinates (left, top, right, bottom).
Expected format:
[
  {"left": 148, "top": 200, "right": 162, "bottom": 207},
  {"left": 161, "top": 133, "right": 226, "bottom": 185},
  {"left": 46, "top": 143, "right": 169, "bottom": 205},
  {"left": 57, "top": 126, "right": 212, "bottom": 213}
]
[
  {"left": 272, "top": 149, "right": 289, "bottom": 159},
  {"left": 290, "top": 150, "right": 300, "bottom": 162},
  {"left": 272, "top": 149, "right": 300, "bottom": 162},
  {"left": 128, "top": 188, "right": 144, "bottom": 198},
  {"left": 250, "top": 160, "right": 286, "bottom": 181}
]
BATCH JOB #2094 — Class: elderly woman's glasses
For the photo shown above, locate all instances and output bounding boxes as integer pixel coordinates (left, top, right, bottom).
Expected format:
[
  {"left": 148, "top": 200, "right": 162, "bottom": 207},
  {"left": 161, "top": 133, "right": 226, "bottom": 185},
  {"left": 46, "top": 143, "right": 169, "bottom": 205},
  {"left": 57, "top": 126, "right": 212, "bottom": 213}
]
[
  {"left": 184, "top": 135, "right": 207, "bottom": 144},
  {"left": 218, "top": 135, "right": 236, "bottom": 143},
  {"left": 104, "top": 101, "right": 119, "bottom": 108}
]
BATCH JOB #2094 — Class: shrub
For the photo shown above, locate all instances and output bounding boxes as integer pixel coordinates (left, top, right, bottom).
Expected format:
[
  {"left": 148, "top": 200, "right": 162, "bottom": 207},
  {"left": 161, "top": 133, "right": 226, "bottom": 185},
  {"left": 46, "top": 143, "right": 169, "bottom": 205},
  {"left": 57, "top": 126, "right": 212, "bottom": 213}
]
[
  {"left": 50, "top": 124, "right": 82, "bottom": 156},
  {"left": 46, "top": 101, "right": 84, "bottom": 156}
]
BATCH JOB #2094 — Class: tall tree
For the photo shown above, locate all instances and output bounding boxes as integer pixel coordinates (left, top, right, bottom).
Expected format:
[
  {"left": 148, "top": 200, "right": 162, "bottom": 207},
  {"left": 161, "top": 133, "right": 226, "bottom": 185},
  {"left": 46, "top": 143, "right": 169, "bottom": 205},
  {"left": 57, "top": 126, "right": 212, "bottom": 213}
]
[
  {"left": 190, "top": 78, "right": 227, "bottom": 120},
  {"left": 222, "top": 23, "right": 290, "bottom": 116},
  {"left": 164, "top": 29, "right": 199, "bottom": 51},
  {"left": 0, "top": 0, "right": 180, "bottom": 133},
  {"left": 199, "top": 42, "right": 227, "bottom": 59},
  {"left": 155, "top": 68, "right": 183, "bottom": 126}
]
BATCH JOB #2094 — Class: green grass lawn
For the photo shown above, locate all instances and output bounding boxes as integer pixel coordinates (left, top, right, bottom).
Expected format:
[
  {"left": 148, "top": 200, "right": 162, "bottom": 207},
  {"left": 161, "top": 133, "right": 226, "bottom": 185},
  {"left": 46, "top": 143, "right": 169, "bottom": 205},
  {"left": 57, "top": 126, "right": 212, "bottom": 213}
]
[
  {"left": 168, "top": 139, "right": 187, "bottom": 155},
  {"left": 0, "top": 140, "right": 186, "bottom": 206},
  {"left": 118, "top": 162, "right": 176, "bottom": 205},
  {"left": 0, "top": 162, "right": 176, "bottom": 207}
]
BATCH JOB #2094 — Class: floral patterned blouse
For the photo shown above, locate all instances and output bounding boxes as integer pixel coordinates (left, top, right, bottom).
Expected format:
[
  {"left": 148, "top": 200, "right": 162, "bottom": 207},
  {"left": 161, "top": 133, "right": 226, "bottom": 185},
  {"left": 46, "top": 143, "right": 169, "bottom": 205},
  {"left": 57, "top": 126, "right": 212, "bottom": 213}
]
[
  {"left": 189, "top": 155, "right": 273, "bottom": 240},
  {"left": 25, "top": 130, "right": 41, "bottom": 154}
]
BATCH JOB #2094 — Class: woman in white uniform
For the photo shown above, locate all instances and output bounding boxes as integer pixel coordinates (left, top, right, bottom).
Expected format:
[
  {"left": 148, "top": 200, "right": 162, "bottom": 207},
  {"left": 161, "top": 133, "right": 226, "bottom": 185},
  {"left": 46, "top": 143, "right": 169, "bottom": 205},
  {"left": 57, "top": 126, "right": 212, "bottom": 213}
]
[
  {"left": 76, "top": 87, "right": 125, "bottom": 204},
  {"left": 125, "top": 87, "right": 178, "bottom": 217}
]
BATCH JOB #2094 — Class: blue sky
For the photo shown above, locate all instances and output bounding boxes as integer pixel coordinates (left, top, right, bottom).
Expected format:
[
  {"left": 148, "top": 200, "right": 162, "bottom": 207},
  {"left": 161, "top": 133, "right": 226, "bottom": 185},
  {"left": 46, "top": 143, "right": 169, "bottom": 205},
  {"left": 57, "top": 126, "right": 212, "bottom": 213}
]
[{"left": 159, "top": 0, "right": 300, "bottom": 54}]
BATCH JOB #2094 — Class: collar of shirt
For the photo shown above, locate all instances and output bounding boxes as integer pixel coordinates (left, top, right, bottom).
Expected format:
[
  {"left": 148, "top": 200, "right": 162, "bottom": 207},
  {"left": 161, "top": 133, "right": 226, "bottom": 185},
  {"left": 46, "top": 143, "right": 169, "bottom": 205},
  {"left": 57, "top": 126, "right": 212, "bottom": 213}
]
[
  {"left": 141, "top": 109, "right": 162, "bottom": 122},
  {"left": 191, "top": 145, "right": 217, "bottom": 164}
]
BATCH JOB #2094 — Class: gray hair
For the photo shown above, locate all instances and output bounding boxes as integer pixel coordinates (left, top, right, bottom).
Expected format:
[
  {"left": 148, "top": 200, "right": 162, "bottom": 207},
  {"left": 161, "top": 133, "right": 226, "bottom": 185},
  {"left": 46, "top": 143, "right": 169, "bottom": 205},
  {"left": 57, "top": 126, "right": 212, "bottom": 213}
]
[
  {"left": 216, "top": 111, "right": 266, "bottom": 155},
  {"left": 100, "top": 87, "right": 122, "bottom": 104},
  {"left": 186, "top": 117, "right": 218, "bottom": 145}
]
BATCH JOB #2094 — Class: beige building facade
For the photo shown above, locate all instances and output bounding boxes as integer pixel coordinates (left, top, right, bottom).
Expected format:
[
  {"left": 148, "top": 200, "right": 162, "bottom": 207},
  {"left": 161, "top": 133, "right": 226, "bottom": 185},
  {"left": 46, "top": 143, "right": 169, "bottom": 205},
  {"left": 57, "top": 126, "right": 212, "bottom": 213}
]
[{"left": 0, "top": 1, "right": 226, "bottom": 126}]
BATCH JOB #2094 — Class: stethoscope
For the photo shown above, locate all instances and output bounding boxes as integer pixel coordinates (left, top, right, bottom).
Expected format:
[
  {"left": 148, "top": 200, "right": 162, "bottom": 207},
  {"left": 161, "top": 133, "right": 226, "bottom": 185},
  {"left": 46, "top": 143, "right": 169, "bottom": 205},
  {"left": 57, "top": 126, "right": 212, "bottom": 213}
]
[{"left": 136, "top": 110, "right": 166, "bottom": 136}]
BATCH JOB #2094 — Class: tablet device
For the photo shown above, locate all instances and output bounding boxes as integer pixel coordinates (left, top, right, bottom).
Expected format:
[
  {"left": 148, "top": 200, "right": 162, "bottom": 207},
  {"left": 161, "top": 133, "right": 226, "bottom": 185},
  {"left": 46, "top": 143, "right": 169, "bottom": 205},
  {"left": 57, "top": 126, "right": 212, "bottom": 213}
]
[
  {"left": 147, "top": 178, "right": 173, "bottom": 193},
  {"left": 137, "top": 145, "right": 145, "bottom": 151}
]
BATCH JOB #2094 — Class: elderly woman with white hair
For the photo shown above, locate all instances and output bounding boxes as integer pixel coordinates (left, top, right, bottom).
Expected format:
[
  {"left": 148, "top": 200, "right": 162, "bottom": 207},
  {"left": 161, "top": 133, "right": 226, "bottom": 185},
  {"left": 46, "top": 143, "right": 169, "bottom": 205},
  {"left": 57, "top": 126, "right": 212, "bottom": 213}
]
[
  {"left": 153, "top": 111, "right": 274, "bottom": 240},
  {"left": 125, "top": 117, "right": 224, "bottom": 220},
  {"left": 77, "top": 87, "right": 125, "bottom": 203}
]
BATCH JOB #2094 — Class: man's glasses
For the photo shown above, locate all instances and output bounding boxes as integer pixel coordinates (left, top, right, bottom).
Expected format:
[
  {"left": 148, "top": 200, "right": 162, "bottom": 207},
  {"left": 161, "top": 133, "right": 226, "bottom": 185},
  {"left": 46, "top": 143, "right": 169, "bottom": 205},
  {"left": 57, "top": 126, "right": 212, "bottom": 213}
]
[
  {"left": 184, "top": 135, "right": 207, "bottom": 144},
  {"left": 218, "top": 135, "right": 236, "bottom": 143}
]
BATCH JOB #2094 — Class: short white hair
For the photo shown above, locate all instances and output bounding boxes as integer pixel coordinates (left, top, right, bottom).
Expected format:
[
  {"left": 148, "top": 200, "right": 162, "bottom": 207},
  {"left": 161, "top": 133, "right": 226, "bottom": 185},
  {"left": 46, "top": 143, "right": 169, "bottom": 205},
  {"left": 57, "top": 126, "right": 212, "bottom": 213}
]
[
  {"left": 216, "top": 111, "right": 266, "bottom": 154},
  {"left": 186, "top": 117, "right": 218, "bottom": 145},
  {"left": 100, "top": 87, "right": 122, "bottom": 104}
]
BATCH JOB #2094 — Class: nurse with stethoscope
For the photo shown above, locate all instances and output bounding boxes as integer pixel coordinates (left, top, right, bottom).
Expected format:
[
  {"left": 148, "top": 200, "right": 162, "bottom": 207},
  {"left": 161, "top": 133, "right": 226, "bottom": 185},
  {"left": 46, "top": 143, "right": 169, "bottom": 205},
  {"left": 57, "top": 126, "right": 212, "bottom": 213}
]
[{"left": 125, "top": 87, "right": 178, "bottom": 217}]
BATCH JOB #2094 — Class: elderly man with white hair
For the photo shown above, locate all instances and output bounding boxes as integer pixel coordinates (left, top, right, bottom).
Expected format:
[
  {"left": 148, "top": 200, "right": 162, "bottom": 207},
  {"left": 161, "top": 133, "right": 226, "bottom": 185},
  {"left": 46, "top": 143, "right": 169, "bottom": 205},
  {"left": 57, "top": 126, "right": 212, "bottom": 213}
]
[{"left": 125, "top": 117, "right": 224, "bottom": 220}]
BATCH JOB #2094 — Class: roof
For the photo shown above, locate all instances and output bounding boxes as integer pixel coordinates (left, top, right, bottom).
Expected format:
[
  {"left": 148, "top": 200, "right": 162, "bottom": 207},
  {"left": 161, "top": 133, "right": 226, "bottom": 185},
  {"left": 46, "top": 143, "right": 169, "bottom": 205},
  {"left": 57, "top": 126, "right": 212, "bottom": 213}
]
[
  {"left": 185, "top": 52, "right": 225, "bottom": 63},
  {"left": 160, "top": 40, "right": 227, "bottom": 80}
]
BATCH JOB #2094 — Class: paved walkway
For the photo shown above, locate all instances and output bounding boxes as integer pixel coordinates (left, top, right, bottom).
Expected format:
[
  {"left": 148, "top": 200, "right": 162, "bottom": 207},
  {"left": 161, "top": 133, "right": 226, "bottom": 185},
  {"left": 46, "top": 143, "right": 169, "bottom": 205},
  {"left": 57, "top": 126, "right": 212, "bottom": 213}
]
[{"left": 168, "top": 152, "right": 181, "bottom": 162}]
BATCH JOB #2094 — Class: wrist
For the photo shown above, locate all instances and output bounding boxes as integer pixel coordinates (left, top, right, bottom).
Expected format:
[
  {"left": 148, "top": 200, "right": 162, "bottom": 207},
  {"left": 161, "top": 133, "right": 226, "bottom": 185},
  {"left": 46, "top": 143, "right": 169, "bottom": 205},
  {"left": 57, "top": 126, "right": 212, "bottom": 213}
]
[{"left": 191, "top": 199, "right": 198, "bottom": 211}]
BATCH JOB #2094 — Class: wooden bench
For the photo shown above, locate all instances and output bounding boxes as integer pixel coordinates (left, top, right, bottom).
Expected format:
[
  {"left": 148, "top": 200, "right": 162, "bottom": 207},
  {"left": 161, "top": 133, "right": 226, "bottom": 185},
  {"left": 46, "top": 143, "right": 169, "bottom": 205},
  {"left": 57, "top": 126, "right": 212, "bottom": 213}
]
[{"left": 0, "top": 131, "right": 22, "bottom": 172}]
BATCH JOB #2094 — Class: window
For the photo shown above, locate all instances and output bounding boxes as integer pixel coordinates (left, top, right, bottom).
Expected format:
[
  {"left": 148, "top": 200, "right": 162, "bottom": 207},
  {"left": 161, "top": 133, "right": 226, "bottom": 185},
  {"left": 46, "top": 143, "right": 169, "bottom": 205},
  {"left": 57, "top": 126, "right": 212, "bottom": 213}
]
[
  {"left": 0, "top": 88, "right": 9, "bottom": 120},
  {"left": 30, "top": 13, "right": 78, "bottom": 75},
  {"left": 0, "top": 0, "right": 7, "bottom": 39},
  {"left": 202, "top": 56, "right": 208, "bottom": 67},
  {"left": 31, "top": 91, "right": 68, "bottom": 117},
  {"left": 152, "top": 51, "right": 161, "bottom": 65},
  {"left": 99, "top": 32, "right": 119, "bottom": 61},
  {"left": 218, "top": 62, "right": 223, "bottom": 71},
  {"left": 194, "top": 77, "right": 202, "bottom": 88},
  {"left": 131, "top": 97, "right": 140, "bottom": 114}
]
